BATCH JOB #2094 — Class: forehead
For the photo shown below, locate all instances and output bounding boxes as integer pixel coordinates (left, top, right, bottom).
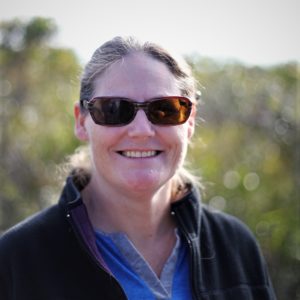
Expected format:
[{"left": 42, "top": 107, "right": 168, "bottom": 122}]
[{"left": 92, "top": 52, "right": 180, "bottom": 99}]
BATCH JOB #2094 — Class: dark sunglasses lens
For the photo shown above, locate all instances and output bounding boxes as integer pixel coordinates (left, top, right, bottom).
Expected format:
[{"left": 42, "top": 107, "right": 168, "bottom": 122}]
[
  {"left": 148, "top": 98, "right": 191, "bottom": 125},
  {"left": 90, "top": 98, "right": 134, "bottom": 125}
]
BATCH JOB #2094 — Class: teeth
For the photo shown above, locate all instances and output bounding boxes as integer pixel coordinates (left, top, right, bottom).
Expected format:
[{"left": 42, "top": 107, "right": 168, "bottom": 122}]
[{"left": 121, "top": 150, "right": 157, "bottom": 158}]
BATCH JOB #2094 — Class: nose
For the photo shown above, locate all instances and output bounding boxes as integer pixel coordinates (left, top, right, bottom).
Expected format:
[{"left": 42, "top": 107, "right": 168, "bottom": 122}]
[{"left": 127, "top": 109, "right": 155, "bottom": 138}]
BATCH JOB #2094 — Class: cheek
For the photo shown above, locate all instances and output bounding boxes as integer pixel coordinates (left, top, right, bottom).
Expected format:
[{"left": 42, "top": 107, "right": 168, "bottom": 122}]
[
  {"left": 164, "top": 126, "right": 190, "bottom": 158},
  {"left": 177, "top": 133, "right": 190, "bottom": 161},
  {"left": 176, "top": 124, "right": 191, "bottom": 145},
  {"left": 83, "top": 116, "right": 95, "bottom": 141},
  {"left": 86, "top": 125, "right": 122, "bottom": 161},
  {"left": 84, "top": 123, "right": 106, "bottom": 159}
]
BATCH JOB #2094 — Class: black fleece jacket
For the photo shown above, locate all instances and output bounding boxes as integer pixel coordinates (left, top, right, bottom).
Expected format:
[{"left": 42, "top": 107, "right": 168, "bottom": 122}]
[{"left": 0, "top": 176, "right": 276, "bottom": 299}]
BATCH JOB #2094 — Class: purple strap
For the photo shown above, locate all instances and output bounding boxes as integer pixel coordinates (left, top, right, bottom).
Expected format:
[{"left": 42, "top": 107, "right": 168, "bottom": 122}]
[{"left": 70, "top": 204, "right": 111, "bottom": 274}]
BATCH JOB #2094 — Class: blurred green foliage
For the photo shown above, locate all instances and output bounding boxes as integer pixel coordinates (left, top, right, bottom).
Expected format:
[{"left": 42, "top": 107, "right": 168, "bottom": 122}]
[
  {"left": 0, "top": 17, "right": 299, "bottom": 300},
  {"left": 187, "top": 56, "right": 300, "bottom": 299},
  {"left": 0, "top": 17, "right": 81, "bottom": 225}
]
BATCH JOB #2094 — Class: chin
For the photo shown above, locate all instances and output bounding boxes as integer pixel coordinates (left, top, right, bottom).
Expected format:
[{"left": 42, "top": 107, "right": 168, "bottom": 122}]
[
  {"left": 125, "top": 179, "right": 160, "bottom": 192},
  {"left": 121, "top": 172, "right": 168, "bottom": 193}
]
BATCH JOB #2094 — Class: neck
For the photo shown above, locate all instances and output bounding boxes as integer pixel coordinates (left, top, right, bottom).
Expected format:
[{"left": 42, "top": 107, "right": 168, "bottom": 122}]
[
  {"left": 82, "top": 174, "right": 179, "bottom": 276},
  {"left": 82, "top": 174, "right": 176, "bottom": 239}
]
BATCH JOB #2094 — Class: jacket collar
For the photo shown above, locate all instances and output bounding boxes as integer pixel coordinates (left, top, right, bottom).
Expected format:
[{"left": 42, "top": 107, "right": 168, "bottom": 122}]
[
  {"left": 59, "top": 176, "right": 111, "bottom": 272},
  {"left": 171, "top": 186, "right": 202, "bottom": 238},
  {"left": 59, "top": 175, "right": 202, "bottom": 241}
]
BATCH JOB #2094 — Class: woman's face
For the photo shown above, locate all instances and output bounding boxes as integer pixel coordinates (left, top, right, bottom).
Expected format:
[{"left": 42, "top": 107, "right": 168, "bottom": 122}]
[{"left": 75, "top": 52, "right": 195, "bottom": 195}]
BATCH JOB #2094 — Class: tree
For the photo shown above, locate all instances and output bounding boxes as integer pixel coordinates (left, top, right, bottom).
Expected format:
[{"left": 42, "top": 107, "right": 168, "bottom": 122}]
[
  {"left": 0, "top": 17, "right": 81, "bottom": 230},
  {"left": 187, "top": 56, "right": 299, "bottom": 299}
]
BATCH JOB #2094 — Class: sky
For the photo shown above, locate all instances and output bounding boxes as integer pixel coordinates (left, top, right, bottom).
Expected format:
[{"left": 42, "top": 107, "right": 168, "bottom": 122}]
[{"left": 1, "top": 0, "right": 299, "bottom": 66}]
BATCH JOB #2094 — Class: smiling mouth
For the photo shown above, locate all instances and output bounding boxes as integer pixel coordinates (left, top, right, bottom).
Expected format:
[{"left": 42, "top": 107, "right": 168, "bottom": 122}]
[{"left": 118, "top": 150, "right": 162, "bottom": 158}]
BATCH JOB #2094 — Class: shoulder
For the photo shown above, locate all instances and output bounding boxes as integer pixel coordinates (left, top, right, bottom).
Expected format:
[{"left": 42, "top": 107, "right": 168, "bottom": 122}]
[
  {"left": 200, "top": 206, "right": 263, "bottom": 261},
  {"left": 201, "top": 206, "right": 254, "bottom": 237},
  {"left": 0, "top": 176, "right": 82, "bottom": 258},
  {"left": 0, "top": 204, "right": 64, "bottom": 256},
  {"left": 201, "top": 205, "right": 257, "bottom": 243}
]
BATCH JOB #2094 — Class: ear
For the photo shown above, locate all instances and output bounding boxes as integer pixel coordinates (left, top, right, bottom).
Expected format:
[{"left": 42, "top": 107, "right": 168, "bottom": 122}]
[
  {"left": 187, "top": 105, "right": 196, "bottom": 139},
  {"left": 74, "top": 102, "right": 89, "bottom": 141}
]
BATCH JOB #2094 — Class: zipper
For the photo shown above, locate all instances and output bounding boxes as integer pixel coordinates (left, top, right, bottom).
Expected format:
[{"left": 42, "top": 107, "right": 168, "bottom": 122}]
[
  {"left": 173, "top": 210, "right": 203, "bottom": 300},
  {"left": 66, "top": 212, "right": 128, "bottom": 300}
]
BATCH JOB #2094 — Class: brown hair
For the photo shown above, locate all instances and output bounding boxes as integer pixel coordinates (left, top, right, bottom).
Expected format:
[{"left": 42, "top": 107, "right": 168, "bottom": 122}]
[{"left": 79, "top": 36, "right": 197, "bottom": 110}]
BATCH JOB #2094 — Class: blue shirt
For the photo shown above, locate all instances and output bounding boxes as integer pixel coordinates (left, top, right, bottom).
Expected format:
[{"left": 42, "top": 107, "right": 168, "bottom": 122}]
[{"left": 95, "top": 230, "right": 192, "bottom": 300}]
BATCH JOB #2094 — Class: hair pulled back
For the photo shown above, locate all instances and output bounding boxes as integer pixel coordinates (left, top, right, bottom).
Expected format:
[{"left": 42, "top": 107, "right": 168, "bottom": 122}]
[
  {"left": 69, "top": 36, "right": 201, "bottom": 194},
  {"left": 79, "top": 36, "right": 197, "bottom": 110}
]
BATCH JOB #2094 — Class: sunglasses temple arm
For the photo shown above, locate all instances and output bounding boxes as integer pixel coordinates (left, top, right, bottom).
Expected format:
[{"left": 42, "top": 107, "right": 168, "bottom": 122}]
[{"left": 81, "top": 99, "right": 89, "bottom": 110}]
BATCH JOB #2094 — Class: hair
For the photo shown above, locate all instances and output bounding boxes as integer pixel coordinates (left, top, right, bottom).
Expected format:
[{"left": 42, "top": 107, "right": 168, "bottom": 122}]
[
  {"left": 68, "top": 36, "right": 201, "bottom": 195},
  {"left": 79, "top": 36, "right": 198, "bottom": 110}
]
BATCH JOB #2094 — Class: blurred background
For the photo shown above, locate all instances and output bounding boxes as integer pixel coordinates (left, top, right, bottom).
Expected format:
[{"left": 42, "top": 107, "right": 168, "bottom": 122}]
[{"left": 0, "top": 1, "right": 299, "bottom": 299}]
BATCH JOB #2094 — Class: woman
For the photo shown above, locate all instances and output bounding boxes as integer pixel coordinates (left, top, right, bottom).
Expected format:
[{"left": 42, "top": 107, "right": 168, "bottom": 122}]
[{"left": 0, "top": 36, "right": 276, "bottom": 299}]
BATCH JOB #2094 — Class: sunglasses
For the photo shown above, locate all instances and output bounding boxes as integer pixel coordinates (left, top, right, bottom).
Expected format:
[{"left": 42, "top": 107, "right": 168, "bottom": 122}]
[{"left": 81, "top": 96, "right": 193, "bottom": 126}]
